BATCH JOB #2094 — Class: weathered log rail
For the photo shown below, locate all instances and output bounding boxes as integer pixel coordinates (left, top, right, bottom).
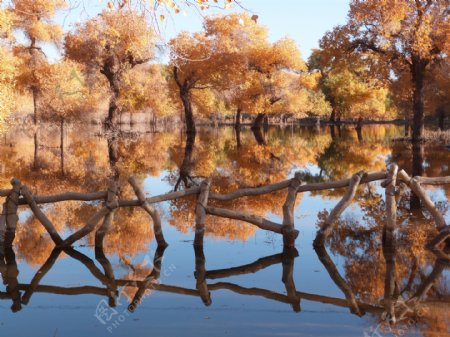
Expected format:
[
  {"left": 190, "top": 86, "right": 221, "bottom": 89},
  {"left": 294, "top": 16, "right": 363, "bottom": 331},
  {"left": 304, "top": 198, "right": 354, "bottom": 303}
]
[{"left": 0, "top": 165, "right": 449, "bottom": 254}]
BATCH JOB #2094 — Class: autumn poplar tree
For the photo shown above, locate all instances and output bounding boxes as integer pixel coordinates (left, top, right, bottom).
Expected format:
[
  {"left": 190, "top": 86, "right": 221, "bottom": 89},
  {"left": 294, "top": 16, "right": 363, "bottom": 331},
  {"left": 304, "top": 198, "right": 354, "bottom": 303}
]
[
  {"left": 332, "top": 0, "right": 448, "bottom": 142},
  {"left": 170, "top": 14, "right": 309, "bottom": 134},
  {"left": 11, "top": 0, "right": 66, "bottom": 123},
  {"left": 65, "top": 9, "right": 155, "bottom": 128},
  {"left": 0, "top": 2, "right": 15, "bottom": 124},
  {"left": 169, "top": 31, "right": 214, "bottom": 135}
]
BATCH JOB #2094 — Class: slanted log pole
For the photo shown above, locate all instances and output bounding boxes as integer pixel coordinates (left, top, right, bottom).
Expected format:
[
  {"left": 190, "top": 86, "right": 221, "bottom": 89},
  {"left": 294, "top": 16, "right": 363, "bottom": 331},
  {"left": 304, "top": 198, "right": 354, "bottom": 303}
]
[
  {"left": 128, "top": 245, "right": 167, "bottom": 312},
  {"left": 398, "top": 170, "right": 449, "bottom": 251},
  {"left": 313, "top": 171, "right": 365, "bottom": 247},
  {"left": 398, "top": 170, "right": 447, "bottom": 230},
  {"left": 128, "top": 177, "right": 167, "bottom": 248},
  {"left": 20, "top": 185, "right": 63, "bottom": 246}
]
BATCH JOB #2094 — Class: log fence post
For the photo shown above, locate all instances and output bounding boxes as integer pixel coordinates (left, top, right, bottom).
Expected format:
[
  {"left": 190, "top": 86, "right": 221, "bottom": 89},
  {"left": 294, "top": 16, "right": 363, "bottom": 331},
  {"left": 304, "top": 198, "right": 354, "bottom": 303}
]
[
  {"left": 95, "top": 180, "right": 119, "bottom": 248},
  {"left": 0, "top": 178, "right": 21, "bottom": 253},
  {"left": 382, "top": 164, "right": 399, "bottom": 322},
  {"left": 282, "top": 172, "right": 302, "bottom": 247},
  {"left": 194, "top": 178, "right": 211, "bottom": 246}
]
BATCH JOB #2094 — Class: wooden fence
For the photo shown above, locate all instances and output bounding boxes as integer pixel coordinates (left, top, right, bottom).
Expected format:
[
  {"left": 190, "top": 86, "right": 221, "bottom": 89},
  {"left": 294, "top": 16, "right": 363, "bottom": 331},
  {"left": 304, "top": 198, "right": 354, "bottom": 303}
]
[
  {"left": 0, "top": 164, "right": 449, "bottom": 322},
  {"left": 1, "top": 164, "right": 449, "bottom": 254}
]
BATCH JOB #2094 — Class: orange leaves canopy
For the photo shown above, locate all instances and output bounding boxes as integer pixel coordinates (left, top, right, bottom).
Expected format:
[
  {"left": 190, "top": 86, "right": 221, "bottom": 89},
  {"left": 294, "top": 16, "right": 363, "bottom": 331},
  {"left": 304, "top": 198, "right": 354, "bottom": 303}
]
[{"left": 65, "top": 10, "right": 155, "bottom": 72}]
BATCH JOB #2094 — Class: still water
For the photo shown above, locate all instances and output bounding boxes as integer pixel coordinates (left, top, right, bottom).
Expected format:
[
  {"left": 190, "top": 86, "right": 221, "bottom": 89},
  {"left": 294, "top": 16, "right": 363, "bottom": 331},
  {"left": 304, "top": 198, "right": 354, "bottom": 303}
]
[{"left": 0, "top": 123, "right": 449, "bottom": 337}]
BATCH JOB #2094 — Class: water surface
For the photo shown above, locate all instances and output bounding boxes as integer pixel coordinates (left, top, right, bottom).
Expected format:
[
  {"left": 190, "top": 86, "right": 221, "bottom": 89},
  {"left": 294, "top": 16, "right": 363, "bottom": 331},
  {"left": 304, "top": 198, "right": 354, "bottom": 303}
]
[{"left": 0, "top": 124, "right": 449, "bottom": 337}]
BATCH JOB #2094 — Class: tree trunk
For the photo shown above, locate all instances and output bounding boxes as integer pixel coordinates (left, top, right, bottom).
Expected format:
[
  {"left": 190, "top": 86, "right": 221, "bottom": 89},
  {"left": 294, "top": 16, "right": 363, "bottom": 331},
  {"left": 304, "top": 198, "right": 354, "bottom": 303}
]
[
  {"left": 235, "top": 126, "right": 241, "bottom": 149},
  {"left": 105, "top": 77, "right": 121, "bottom": 129},
  {"left": 410, "top": 143, "right": 424, "bottom": 210},
  {"left": 33, "top": 131, "right": 39, "bottom": 170},
  {"left": 252, "top": 127, "right": 266, "bottom": 146},
  {"left": 32, "top": 87, "right": 39, "bottom": 125},
  {"left": 29, "top": 38, "right": 39, "bottom": 125},
  {"left": 175, "top": 131, "right": 196, "bottom": 191},
  {"left": 411, "top": 58, "right": 427, "bottom": 143},
  {"left": 180, "top": 88, "right": 196, "bottom": 136},
  {"left": 251, "top": 113, "right": 266, "bottom": 130},
  {"left": 329, "top": 108, "right": 336, "bottom": 124},
  {"left": 101, "top": 57, "right": 122, "bottom": 129},
  {"left": 355, "top": 117, "right": 363, "bottom": 142},
  {"left": 235, "top": 108, "right": 242, "bottom": 130},
  {"left": 330, "top": 125, "right": 336, "bottom": 140},
  {"left": 107, "top": 135, "right": 120, "bottom": 180},
  {"left": 437, "top": 105, "right": 445, "bottom": 131},
  {"left": 107, "top": 93, "right": 120, "bottom": 127},
  {"left": 263, "top": 114, "right": 269, "bottom": 129},
  {"left": 60, "top": 118, "right": 65, "bottom": 177}
]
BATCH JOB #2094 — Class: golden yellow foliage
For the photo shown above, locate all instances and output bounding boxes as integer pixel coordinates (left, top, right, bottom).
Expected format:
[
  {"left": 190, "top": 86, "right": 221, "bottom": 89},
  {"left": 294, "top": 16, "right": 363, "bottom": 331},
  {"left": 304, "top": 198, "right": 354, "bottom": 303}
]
[
  {"left": 0, "top": 47, "right": 16, "bottom": 124},
  {"left": 0, "top": 4, "right": 15, "bottom": 125},
  {"left": 65, "top": 9, "right": 155, "bottom": 125},
  {"left": 39, "top": 60, "right": 91, "bottom": 121}
]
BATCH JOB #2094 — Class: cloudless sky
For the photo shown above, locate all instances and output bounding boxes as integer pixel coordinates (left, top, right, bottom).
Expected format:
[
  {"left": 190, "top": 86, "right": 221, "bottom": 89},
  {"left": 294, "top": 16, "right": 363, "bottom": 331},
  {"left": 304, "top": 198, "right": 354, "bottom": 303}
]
[{"left": 47, "top": 0, "right": 350, "bottom": 62}]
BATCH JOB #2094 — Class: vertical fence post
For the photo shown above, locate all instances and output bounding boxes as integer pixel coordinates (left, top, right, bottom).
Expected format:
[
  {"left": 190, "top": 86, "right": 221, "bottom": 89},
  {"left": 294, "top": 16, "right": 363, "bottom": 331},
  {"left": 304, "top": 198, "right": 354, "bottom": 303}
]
[
  {"left": 128, "top": 177, "right": 168, "bottom": 248},
  {"left": 282, "top": 172, "right": 302, "bottom": 247},
  {"left": 95, "top": 180, "right": 119, "bottom": 248},
  {"left": 194, "top": 178, "right": 211, "bottom": 246},
  {"left": 382, "top": 164, "right": 398, "bottom": 321},
  {"left": 194, "top": 245, "right": 211, "bottom": 306},
  {"left": 0, "top": 179, "right": 21, "bottom": 253}
]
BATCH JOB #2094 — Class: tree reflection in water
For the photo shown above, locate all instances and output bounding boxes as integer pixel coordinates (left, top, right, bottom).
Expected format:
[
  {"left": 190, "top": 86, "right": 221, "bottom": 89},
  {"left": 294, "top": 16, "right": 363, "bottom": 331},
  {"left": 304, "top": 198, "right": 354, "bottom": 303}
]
[
  {"left": 0, "top": 123, "right": 449, "bottom": 336},
  {"left": 0, "top": 232, "right": 448, "bottom": 336}
]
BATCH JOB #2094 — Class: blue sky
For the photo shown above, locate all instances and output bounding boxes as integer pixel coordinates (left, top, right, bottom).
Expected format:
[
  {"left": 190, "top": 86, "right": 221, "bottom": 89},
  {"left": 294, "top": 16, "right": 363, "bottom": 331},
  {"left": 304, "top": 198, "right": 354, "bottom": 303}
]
[{"left": 48, "top": 0, "right": 350, "bottom": 62}]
